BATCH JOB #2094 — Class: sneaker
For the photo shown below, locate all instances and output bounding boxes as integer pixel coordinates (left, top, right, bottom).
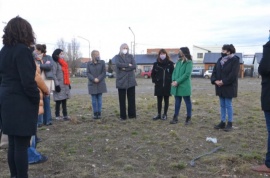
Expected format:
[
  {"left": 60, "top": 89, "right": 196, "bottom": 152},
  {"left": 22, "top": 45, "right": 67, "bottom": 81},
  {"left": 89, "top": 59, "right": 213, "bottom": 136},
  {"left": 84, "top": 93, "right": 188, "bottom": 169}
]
[{"left": 30, "top": 155, "right": 48, "bottom": 165}]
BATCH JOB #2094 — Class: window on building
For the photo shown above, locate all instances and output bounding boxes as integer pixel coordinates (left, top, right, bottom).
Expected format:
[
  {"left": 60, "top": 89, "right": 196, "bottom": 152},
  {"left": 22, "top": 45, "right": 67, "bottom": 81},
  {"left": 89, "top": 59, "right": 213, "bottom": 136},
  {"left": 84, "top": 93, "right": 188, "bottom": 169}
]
[
  {"left": 208, "top": 66, "right": 214, "bottom": 70},
  {"left": 197, "top": 53, "right": 203, "bottom": 58},
  {"left": 144, "top": 66, "right": 151, "bottom": 72}
]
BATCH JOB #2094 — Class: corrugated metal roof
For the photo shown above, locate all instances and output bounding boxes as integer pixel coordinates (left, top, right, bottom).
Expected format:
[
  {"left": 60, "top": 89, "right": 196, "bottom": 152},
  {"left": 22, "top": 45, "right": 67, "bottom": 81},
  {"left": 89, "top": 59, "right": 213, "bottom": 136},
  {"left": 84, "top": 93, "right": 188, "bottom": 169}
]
[{"left": 203, "top": 53, "right": 243, "bottom": 64}]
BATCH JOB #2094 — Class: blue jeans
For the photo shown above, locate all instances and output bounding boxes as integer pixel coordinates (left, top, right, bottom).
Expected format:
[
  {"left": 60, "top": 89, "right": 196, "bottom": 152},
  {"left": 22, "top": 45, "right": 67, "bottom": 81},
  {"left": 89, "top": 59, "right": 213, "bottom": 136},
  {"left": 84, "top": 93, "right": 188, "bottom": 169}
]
[
  {"left": 28, "top": 135, "right": 42, "bottom": 164},
  {"left": 37, "top": 115, "right": 43, "bottom": 126},
  {"left": 174, "top": 96, "right": 192, "bottom": 117},
  {"left": 264, "top": 111, "right": 270, "bottom": 168},
  {"left": 91, "top": 94, "right": 102, "bottom": 113},
  {"left": 43, "top": 95, "right": 52, "bottom": 125},
  {"left": 219, "top": 97, "right": 233, "bottom": 122}
]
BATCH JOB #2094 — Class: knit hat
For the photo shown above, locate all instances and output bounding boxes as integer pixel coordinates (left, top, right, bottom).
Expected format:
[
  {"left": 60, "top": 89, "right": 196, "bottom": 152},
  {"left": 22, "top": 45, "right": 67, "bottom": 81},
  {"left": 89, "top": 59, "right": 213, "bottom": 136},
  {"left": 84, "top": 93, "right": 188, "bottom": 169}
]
[{"left": 52, "top": 48, "right": 63, "bottom": 62}]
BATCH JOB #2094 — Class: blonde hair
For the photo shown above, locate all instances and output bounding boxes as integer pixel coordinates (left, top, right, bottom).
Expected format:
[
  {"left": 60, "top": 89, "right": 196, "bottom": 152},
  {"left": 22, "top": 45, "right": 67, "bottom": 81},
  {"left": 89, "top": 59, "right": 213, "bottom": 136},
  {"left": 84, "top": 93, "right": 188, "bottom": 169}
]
[{"left": 91, "top": 50, "right": 99, "bottom": 62}]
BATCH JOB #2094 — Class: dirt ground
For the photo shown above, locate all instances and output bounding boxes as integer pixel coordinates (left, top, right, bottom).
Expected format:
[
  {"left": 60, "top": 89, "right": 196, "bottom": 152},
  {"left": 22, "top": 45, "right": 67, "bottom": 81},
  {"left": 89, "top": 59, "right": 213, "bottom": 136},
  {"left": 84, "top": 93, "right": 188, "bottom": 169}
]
[{"left": 0, "top": 77, "right": 268, "bottom": 178}]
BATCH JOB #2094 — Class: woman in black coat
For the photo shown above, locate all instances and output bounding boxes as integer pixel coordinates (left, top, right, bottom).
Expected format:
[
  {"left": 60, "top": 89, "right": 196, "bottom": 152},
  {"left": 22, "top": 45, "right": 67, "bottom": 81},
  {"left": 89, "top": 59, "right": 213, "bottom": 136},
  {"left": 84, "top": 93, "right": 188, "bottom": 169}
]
[
  {"left": 211, "top": 44, "right": 240, "bottom": 131},
  {"left": 252, "top": 37, "right": 270, "bottom": 173},
  {"left": 152, "top": 49, "right": 174, "bottom": 120},
  {"left": 0, "top": 17, "right": 39, "bottom": 178}
]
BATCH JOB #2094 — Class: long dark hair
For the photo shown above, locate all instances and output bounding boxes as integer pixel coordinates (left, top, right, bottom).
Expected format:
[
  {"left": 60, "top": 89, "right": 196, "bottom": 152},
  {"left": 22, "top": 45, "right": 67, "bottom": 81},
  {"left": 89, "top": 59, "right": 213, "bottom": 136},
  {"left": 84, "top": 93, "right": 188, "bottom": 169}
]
[
  {"left": 2, "top": 16, "right": 35, "bottom": 46},
  {"left": 157, "top": 49, "right": 172, "bottom": 62},
  {"left": 180, "top": 47, "right": 192, "bottom": 61}
]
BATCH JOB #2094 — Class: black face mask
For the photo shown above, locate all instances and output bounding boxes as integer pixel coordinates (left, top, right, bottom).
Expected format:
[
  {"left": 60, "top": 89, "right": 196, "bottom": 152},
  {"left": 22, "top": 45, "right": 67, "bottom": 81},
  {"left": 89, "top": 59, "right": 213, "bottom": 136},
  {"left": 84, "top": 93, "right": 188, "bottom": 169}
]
[
  {"left": 95, "top": 57, "right": 100, "bottom": 61},
  {"left": 221, "top": 53, "right": 227, "bottom": 57}
]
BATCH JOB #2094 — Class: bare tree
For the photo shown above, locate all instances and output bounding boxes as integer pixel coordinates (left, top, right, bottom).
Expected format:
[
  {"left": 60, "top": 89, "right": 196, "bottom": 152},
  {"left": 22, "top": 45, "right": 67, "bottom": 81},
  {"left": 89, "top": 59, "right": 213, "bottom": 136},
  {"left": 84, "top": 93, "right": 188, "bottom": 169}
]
[
  {"left": 56, "top": 38, "right": 66, "bottom": 52},
  {"left": 67, "top": 38, "right": 82, "bottom": 75}
]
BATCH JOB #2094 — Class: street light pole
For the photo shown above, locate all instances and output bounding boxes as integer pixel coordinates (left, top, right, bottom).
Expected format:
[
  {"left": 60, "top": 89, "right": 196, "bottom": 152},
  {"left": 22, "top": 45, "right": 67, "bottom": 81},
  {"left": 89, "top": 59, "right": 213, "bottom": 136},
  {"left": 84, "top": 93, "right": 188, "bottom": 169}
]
[
  {"left": 77, "top": 36, "right": 91, "bottom": 60},
  {"left": 129, "top": 27, "right": 135, "bottom": 60}
]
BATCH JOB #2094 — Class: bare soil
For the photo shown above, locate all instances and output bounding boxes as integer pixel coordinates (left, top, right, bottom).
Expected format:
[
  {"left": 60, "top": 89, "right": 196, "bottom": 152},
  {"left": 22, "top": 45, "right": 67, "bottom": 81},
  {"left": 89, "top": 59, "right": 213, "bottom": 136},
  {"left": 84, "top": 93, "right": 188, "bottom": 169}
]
[{"left": 0, "top": 77, "right": 268, "bottom": 178}]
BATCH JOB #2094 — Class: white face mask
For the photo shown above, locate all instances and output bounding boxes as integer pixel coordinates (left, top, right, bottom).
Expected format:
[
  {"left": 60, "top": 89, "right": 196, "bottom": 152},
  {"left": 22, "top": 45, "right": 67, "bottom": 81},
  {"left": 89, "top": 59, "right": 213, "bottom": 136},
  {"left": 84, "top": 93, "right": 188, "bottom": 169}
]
[
  {"left": 122, "top": 49, "right": 128, "bottom": 54},
  {"left": 59, "top": 54, "right": 65, "bottom": 58},
  {"left": 37, "top": 54, "right": 43, "bottom": 59},
  {"left": 160, "top": 54, "right": 166, "bottom": 60}
]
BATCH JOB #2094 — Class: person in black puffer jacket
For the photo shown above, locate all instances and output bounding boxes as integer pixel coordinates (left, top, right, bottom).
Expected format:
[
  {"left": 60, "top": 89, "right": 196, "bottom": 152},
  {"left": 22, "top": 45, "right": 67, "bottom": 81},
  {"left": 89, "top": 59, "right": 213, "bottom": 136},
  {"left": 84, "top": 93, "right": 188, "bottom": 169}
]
[{"left": 151, "top": 49, "right": 174, "bottom": 121}]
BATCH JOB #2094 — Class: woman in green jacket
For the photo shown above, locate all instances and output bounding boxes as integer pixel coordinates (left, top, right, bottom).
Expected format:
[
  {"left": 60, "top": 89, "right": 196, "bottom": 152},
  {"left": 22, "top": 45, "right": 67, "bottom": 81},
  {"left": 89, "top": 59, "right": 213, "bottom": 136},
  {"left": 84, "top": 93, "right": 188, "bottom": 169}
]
[{"left": 170, "top": 47, "right": 193, "bottom": 125}]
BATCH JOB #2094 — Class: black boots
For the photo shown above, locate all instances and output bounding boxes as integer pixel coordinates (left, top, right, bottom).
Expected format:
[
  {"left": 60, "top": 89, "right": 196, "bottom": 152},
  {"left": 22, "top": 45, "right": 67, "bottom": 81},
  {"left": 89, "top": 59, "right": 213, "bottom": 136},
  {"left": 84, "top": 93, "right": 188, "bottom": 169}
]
[
  {"left": 214, "top": 121, "right": 226, "bottom": 129},
  {"left": 161, "top": 114, "right": 167, "bottom": 120},
  {"left": 170, "top": 115, "right": 178, "bottom": 124},
  {"left": 153, "top": 114, "right": 161, "bottom": 120},
  {"left": 224, "top": 122, "right": 233, "bottom": 132},
  {"left": 214, "top": 121, "right": 233, "bottom": 131},
  {"left": 93, "top": 112, "right": 101, "bottom": 119},
  {"left": 185, "top": 116, "right": 191, "bottom": 125}
]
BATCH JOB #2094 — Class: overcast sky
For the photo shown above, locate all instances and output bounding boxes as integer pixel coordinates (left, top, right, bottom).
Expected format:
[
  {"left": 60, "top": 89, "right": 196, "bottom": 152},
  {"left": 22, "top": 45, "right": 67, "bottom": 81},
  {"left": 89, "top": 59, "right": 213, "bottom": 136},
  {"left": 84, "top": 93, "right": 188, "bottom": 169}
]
[{"left": 0, "top": 0, "right": 270, "bottom": 60}]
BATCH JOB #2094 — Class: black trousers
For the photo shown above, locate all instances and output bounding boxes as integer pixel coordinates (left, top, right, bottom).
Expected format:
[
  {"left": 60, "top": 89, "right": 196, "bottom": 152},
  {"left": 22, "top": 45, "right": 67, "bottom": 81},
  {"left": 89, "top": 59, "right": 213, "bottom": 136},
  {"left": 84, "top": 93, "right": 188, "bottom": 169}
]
[
  {"left": 8, "top": 135, "right": 31, "bottom": 178},
  {"left": 55, "top": 99, "right": 67, "bottom": 117},
  {"left": 118, "top": 86, "right": 136, "bottom": 119},
  {"left": 157, "top": 96, "right": 169, "bottom": 115}
]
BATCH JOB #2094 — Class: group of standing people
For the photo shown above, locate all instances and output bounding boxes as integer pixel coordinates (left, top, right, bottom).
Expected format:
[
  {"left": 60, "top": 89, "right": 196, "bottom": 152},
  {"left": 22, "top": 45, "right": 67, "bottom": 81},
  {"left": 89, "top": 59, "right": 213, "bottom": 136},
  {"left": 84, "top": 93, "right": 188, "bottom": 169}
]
[{"left": 1, "top": 16, "right": 269, "bottom": 177}]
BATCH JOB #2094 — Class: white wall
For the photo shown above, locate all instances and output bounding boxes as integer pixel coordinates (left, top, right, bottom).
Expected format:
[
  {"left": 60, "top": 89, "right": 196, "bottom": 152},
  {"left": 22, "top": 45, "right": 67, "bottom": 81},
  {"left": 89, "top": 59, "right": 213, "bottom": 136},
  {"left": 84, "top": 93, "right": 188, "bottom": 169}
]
[{"left": 192, "top": 45, "right": 221, "bottom": 63}]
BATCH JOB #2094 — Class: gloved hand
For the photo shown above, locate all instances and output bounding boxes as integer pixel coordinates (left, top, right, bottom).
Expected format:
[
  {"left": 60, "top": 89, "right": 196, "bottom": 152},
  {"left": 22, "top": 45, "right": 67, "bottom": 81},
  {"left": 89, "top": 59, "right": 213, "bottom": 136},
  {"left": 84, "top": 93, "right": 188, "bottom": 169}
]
[
  {"left": 69, "top": 85, "right": 71, "bottom": 90},
  {"left": 55, "top": 85, "right": 61, "bottom": 92}
]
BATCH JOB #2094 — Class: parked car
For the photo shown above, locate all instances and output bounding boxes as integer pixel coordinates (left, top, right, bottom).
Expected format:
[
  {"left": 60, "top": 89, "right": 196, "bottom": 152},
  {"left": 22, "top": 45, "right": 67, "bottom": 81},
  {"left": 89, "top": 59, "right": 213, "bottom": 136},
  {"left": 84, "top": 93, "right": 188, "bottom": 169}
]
[
  {"left": 106, "top": 72, "right": 114, "bottom": 78},
  {"left": 141, "top": 70, "right": 152, "bottom": 79},
  {"left": 75, "top": 71, "right": 87, "bottom": 77},
  {"left": 191, "top": 69, "right": 203, "bottom": 77},
  {"left": 204, "top": 70, "right": 213, "bottom": 79}
]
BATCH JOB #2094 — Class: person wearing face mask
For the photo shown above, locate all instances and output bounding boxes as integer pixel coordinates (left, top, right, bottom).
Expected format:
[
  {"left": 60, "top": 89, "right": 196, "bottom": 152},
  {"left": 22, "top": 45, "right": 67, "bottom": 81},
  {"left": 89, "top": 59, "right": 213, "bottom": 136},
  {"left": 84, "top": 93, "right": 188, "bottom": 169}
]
[
  {"left": 170, "top": 47, "right": 193, "bottom": 125},
  {"left": 87, "top": 50, "right": 107, "bottom": 119},
  {"left": 211, "top": 44, "right": 240, "bottom": 131},
  {"left": 151, "top": 49, "right": 174, "bottom": 121},
  {"left": 52, "top": 49, "right": 71, "bottom": 121},
  {"left": 34, "top": 44, "right": 55, "bottom": 126},
  {"left": 113, "top": 43, "right": 137, "bottom": 120}
]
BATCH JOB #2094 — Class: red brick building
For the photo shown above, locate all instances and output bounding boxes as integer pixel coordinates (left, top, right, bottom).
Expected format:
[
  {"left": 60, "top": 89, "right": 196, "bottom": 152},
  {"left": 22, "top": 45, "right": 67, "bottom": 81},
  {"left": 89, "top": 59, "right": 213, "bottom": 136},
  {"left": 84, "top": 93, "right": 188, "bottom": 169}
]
[{"left": 79, "top": 57, "right": 91, "bottom": 63}]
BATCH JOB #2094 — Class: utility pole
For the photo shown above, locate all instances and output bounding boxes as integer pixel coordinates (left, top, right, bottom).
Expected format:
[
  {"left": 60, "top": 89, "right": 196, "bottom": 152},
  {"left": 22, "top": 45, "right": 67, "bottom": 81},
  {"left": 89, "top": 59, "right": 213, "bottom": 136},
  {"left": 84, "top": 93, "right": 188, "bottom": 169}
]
[
  {"left": 77, "top": 36, "right": 91, "bottom": 60},
  {"left": 129, "top": 27, "right": 135, "bottom": 60}
]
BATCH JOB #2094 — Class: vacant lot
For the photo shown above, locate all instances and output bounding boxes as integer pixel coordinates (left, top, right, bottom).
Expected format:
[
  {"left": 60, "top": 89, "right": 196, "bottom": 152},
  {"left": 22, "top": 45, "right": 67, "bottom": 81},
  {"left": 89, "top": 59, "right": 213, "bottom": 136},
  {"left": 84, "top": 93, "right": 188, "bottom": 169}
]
[{"left": 0, "top": 77, "right": 268, "bottom": 178}]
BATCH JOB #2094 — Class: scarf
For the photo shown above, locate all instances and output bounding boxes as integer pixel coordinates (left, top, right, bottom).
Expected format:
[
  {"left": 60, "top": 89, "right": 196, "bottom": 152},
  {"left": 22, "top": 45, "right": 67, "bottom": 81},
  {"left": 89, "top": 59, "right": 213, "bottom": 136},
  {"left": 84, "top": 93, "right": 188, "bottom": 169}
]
[
  {"left": 220, "top": 54, "right": 234, "bottom": 66},
  {"left": 58, "top": 58, "right": 70, "bottom": 85}
]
